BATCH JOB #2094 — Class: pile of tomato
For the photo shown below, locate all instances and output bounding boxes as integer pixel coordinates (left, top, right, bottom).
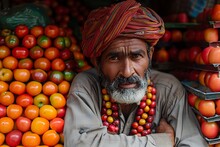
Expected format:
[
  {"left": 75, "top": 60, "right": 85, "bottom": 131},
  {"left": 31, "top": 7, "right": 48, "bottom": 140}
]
[{"left": 0, "top": 24, "right": 91, "bottom": 147}]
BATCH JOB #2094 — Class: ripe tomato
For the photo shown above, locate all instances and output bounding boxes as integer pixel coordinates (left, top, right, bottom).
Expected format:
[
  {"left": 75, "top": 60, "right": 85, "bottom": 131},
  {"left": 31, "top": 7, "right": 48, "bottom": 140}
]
[
  {"left": 12, "top": 47, "right": 29, "bottom": 59},
  {"left": 13, "top": 69, "right": 30, "bottom": 82},
  {"left": 0, "top": 45, "right": 10, "bottom": 59},
  {"left": 51, "top": 58, "right": 66, "bottom": 71},
  {"left": 9, "top": 81, "right": 26, "bottom": 95},
  {"left": 33, "top": 93, "right": 49, "bottom": 108},
  {"left": 22, "top": 131, "right": 41, "bottom": 147},
  {"left": 53, "top": 36, "right": 65, "bottom": 50},
  {"left": 24, "top": 105, "right": 39, "bottom": 120},
  {"left": 0, "top": 81, "right": 9, "bottom": 93},
  {"left": 22, "top": 34, "right": 37, "bottom": 48},
  {"left": 16, "top": 93, "right": 34, "bottom": 108},
  {"left": 211, "top": 4, "right": 220, "bottom": 21},
  {"left": 0, "top": 133, "right": 5, "bottom": 145},
  {"left": 7, "top": 104, "right": 23, "bottom": 119},
  {"left": 0, "top": 68, "right": 13, "bottom": 82},
  {"left": 0, "top": 117, "right": 14, "bottom": 133},
  {"left": 15, "top": 24, "right": 29, "bottom": 38},
  {"left": 0, "top": 60, "right": 2, "bottom": 69},
  {"left": 44, "top": 25, "right": 59, "bottom": 38},
  {"left": 58, "top": 80, "right": 70, "bottom": 95},
  {"left": 5, "top": 129, "right": 22, "bottom": 147},
  {"left": 44, "top": 47, "right": 60, "bottom": 60},
  {"left": 39, "top": 105, "right": 57, "bottom": 120},
  {"left": 34, "top": 57, "right": 51, "bottom": 71},
  {"left": 49, "top": 117, "right": 64, "bottom": 133},
  {"left": 42, "top": 81, "right": 58, "bottom": 96},
  {"left": 42, "top": 129, "right": 60, "bottom": 146},
  {"left": 0, "top": 91, "right": 15, "bottom": 106},
  {"left": 26, "top": 81, "right": 42, "bottom": 96},
  {"left": 18, "top": 58, "right": 34, "bottom": 70},
  {"left": 29, "top": 46, "right": 44, "bottom": 60},
  {"left": 2, "top": 56, "right": 18, "bottom": 70},
  {"left": 50, "top": 93, "right": 66, "bottom": 109},
  {"left": 16, "top": 116, "right": 31, "bottom": 132},
  {"left": 37, "top": 35, "right": 52, "bottom": 49},
  {"left": 30, "top": 26, "right": 44, "bottom": 38},
  {"left": 73, "top": 51, "right": 84, "bottom": 60},
  {"left": 31, "top": 117, "right": 49, "bottom": 135}
]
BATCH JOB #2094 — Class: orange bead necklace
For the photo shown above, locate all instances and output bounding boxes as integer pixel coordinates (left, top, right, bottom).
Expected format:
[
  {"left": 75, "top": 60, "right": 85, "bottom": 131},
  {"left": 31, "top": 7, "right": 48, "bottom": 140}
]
[{"left": 101, "top": 81, "right": 156, "bottom": 136}]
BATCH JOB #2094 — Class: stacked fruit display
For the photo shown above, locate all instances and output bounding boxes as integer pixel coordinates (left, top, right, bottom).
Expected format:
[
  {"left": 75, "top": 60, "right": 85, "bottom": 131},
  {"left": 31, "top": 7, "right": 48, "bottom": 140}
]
[{"left": 0, "top": 24, "right": 91, "bottom": 146}]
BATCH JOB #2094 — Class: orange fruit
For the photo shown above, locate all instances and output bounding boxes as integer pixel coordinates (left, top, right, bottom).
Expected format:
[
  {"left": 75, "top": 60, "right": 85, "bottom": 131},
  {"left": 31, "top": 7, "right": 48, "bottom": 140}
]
[
  {"left": 22, "top": 131, "right": 41, "bottom": 147},
  {"left": 2, "top": 56, "right": 18, "bottom": 70},
  {"left": 54, "top": 144, "right": 64, "bottom": 147},
  {"left": 0, "top": 133, "right": 5, "bottom": 145},
  {"left": 42, "top": 81, "right": 58, "bottom": 96},
  {"left": 13, "top": 69, "right": 30, "bottom": 82},
  {"left": 44, "top": 47, "right": 60, "bottom": 60},
  {"left": 9, "top": 81, "right": 26, "bottom": 95},
  {"left": 7, "top": 104, "right": 23, "bottom": 119},
  {"left": 0, "top": 117, "right": 14, "bottom": 133},
  {"left": 39, "top": 105, "right": 57, "bottom": 120},
  {"left": 0, "top": 91, "right": 14, "bottom": 106},
  {"left": 0, "top": 81, "right": 9, "bottom": 93},
  {"left": 31, "top": 117, "right": 49, "bottom": 135},
  {"left": 50, "top": 93, "right": 66, "bottom": 109},
  {"left": 58, "top": 80, "right": 70, "bottom": 95},
  {"left": 24, "top": 105, "right": 39, "bottom": 120},
  {"left": 42, "top": 130, "right": 60, "bottom": 146},
  {"left": 26, "top": 81, "right": 42, "bottom": 96}
]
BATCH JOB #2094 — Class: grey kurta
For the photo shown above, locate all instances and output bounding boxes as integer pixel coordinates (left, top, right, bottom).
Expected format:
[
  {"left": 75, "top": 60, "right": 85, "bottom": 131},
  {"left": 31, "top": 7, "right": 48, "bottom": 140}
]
[{"left": 64, "top": 68, "right": 208, "bottom": 147}]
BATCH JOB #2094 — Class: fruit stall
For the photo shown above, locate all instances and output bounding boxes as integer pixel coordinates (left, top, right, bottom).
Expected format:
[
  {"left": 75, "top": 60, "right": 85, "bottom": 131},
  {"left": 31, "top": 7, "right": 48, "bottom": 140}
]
[{"left": 1, "top": 0, "right": 220, "bottom": 146}]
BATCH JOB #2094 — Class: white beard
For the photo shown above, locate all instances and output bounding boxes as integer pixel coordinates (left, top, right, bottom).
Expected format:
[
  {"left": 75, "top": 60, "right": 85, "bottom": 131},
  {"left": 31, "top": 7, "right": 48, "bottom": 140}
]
[{"left": 111, "top": 86, "right": 147, "bottom": 104}]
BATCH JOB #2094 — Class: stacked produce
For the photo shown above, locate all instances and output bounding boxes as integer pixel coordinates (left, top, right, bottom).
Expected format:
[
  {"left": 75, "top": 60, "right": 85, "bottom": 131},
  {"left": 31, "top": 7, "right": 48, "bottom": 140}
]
[{"left": 0, "top": 24, "right": 91, "bottom": 146}]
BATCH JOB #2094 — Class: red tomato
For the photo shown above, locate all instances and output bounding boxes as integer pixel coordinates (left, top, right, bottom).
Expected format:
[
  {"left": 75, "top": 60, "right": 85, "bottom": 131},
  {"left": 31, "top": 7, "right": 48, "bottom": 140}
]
[
  {"left": 44, "top": 25, "right": 59, "bottom": 38},
  {"left": 49, "top": 117, "right": 64, "bottom": 133},
  {"left": 15, "top": 116, "right": 31, "bottom": 132},
  {"left": 18, "top": 58, "right": 34, "bottom": 70},
  {"left": 14, "top": 24, "right": 29, "bottom": 38},
  {"left": 12, "top": 47, "right": 29, "bottom": 59},
  {"left": 201, "top": 121, "right": 219, "bottom": 139},
  {"left": 29, "top": 46, "right": 44, "bottom": 60},
  {"left": 34, "top": 57, "right": 51, "bottom": 71},
  {"left": 51, "top": 58, "right": 66, "bottom": 71},
  {"left": 5, "top": 129, "right": 22, "bottom": 147},
  {"left": 16, "top": 93, "right": 33, "bottom": 108},
  {"left": 22, "top": 34, "right": 37, "bottom": 49},
  {"left": 22, "top": 131, "right": 41, "bottom": 147},
  {"left": 30, "top": 26, "right": 44, "bottom": 38},
  {"left": 44, "top": 47, "right": 60, "bottom": 60}
]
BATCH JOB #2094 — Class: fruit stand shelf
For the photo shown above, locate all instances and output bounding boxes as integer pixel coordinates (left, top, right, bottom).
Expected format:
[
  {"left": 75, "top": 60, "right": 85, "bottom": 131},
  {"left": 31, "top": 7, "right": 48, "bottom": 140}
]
[
  {"left": 209, "top": 21, "right": 220, "bottom": 28},
  {"left": 182, "top": 81, "right": 220, "bottom": 100},
  {"left": 191, "top": 107, "right": 220, "bottom": 122},
  {"left": 178, "top": 63, "right": 220, "bottom": 72},
  {"left": 204, "top": 135, "right": 220, "bottom": 145}
]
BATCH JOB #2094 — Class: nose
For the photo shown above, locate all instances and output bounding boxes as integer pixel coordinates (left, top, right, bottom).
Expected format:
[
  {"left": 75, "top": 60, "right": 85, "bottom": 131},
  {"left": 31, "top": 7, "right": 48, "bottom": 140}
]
[{"left": 120, "top": 58, "right": 134, "bottom": 78}]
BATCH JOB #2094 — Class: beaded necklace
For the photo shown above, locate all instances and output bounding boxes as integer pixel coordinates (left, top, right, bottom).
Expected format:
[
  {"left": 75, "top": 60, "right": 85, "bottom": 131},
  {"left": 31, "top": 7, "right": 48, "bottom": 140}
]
[{"left": 101, "top": 80, "right": 156, "bottom": 136}]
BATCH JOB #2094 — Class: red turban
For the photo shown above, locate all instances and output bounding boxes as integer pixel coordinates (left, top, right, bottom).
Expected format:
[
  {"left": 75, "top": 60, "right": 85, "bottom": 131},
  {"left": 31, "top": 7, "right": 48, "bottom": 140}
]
[{"left": 81, "top": 0, "right": 165, "bottom": 58}]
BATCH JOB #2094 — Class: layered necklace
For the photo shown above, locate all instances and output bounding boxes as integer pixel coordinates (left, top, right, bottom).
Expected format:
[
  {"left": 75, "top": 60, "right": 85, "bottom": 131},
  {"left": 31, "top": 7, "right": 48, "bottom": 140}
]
[{"left": 101, "top": 80, "right": 156, "bottom": 136}]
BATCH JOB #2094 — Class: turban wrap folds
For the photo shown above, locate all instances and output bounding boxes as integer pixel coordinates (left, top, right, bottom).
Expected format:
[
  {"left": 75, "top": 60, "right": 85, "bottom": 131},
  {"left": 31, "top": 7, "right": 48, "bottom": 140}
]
[{"left": 81, "top": 0, "right": 165, "bottom": 58}]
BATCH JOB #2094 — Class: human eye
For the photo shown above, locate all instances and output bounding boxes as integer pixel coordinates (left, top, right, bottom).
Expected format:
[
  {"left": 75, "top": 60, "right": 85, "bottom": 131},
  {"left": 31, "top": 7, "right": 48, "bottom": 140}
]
[
  {"left": 108, "top": 55, "right": 119, "bottom": 62},
  {"left": 130, "top": 53, "right": 143, "bottom": 60}
]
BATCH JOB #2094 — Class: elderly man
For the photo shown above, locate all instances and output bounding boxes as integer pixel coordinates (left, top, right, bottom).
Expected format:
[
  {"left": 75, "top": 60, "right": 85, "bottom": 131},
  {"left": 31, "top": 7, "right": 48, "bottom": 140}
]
[{"left": 64, "top": 0, "right": 208, "bottom": 146}]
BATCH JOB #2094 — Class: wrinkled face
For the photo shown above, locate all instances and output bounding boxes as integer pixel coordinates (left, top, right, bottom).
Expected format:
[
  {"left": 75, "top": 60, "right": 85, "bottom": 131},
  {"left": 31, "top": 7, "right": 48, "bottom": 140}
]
[{"left": 98, "top": 37, "right": 153, "bottom": 104}]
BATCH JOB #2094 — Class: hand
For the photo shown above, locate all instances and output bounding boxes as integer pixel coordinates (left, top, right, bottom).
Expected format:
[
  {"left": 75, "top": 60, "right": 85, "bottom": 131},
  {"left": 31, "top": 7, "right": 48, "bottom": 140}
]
[{"left": 156, "top": 118, "right": 175, "bottom": 146}]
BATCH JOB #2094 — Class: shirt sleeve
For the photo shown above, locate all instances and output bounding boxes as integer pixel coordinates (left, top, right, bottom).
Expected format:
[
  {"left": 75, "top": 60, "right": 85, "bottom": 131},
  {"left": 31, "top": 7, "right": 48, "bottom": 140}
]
[
  {"left": 153, "top": 71, "right": 208, "bottom": 147},
  {"left": 64, "top": 71, "right": 173, "bottom": 147}
]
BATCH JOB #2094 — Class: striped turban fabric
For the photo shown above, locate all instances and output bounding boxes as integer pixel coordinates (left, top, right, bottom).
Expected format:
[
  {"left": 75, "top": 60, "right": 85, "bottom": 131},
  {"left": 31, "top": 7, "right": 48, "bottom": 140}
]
[{"left": 81, "top": 0, "right": 165, "bottom": 58}]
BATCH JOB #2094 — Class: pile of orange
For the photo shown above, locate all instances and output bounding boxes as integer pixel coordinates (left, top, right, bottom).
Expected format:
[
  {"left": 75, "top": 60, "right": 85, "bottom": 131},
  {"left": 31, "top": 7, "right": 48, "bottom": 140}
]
[{"left": 0, "top": 24, "right": 91, "bottom": 146}]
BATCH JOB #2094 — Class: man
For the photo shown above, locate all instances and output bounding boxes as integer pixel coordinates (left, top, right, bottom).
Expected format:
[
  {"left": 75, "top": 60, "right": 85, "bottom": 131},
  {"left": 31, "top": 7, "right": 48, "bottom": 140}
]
[{"left": 64, "top": 0, "right": 208, "bottom": 146}]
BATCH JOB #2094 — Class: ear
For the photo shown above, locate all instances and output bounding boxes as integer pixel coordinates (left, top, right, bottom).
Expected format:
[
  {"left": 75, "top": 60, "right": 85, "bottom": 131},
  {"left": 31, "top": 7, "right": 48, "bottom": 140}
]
[{"left": 149, "top": 46, "right": 154, "bottom": 60}]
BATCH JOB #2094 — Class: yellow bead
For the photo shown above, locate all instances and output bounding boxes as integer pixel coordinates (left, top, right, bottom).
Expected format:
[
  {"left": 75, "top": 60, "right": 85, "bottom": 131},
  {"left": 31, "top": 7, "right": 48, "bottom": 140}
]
[
  {"left": 105, "top": 101, "right": 112, "bottom": 108},
  {"left": 103, "top": 95, "right": 110, "bottom": 101},
  {"left": 139, "top": 119, "right": 146, "bottom": 125},
  {"left": 107, "top": 116, "right": 114, "bottom": 123},
  {"left": 142, "top": 113, "right": 148, "bottom": 119},
  {"left": 146, "top": 99, "right": 151, "bottom": 105},
  {"left": 147, "top": 93, "right": 152, "bottom": 99},
  {"left": 144, "top": 106, "right": 150, "bottom": 112},
  {"left": 106, "top": 109, "right": 112, "bottom": 115}
]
